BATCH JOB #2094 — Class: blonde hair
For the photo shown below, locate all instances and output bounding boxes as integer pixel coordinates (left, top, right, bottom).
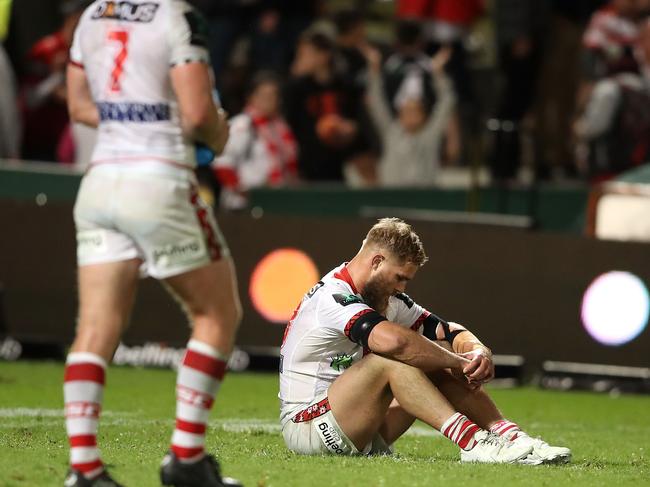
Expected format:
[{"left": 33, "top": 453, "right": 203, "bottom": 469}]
[{"left": 365, "top": 218, "right": 428, "bottom": 266}]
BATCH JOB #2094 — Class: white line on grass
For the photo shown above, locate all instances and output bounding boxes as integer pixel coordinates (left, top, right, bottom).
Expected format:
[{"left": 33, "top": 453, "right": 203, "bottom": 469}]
[{"left": 0, "top": 408, "right": 443, "bottom": 437}]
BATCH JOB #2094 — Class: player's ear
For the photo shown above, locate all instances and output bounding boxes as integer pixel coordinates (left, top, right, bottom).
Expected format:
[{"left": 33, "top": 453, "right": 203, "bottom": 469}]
[{"left": 371, "top": 254, "right": 384, "bottom": 270}]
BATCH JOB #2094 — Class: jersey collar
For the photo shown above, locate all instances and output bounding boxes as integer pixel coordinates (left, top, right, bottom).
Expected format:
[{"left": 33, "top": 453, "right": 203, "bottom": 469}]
[{"left": 334, "top": 264, "right": 359, "bottom": 294}]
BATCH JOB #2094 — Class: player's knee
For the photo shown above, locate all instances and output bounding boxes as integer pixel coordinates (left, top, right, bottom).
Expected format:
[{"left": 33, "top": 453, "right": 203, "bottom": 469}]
[{"left": 194, "top": 301, "right": 241, "bottom": 333}]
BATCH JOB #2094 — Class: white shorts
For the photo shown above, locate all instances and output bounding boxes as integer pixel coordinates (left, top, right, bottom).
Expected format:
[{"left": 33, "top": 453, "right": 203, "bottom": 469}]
[
  {"left": 282, "top": 393, "right": 393, "bottom": 456},
  {"left": 73, "top": 162, "right": 229, "bottom": 279}
]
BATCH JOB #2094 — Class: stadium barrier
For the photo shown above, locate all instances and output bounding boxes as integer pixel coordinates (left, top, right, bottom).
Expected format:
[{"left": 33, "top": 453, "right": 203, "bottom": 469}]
[{"left": 1, "top": 196, "right": 649, "bottom": 378}]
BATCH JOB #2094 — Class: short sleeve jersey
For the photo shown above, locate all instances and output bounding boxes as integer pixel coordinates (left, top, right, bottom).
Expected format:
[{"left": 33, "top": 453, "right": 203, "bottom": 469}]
[
  {"left": 69, "top": 0, "right": 210, "bottom": 168},
  {"left": 278, "top": 263, "right": 433, "bottom": 425}
]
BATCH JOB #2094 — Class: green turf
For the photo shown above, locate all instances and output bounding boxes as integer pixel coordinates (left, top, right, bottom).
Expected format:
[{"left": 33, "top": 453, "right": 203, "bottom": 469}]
[{"left": 0, "top": 362, "right": 648, "bottom": 487}]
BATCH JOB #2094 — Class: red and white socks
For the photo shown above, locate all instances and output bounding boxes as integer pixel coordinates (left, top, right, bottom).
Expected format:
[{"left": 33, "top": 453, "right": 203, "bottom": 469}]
[
  {"left": 171, "top": 339, "right": 228, "bottom": 463},
  {"left": 490, "top": 419, "right": 524, "bottom": 440},
  {"left": 440, "top": 412, "right": 482, "bottom": 450},
  {"left": 64, "top": 352, "right": 106, "bottom": 479}
]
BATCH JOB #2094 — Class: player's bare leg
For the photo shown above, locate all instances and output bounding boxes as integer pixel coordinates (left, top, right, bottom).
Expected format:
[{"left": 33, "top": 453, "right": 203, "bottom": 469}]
[
  {"left": 430, "top": 369, "right": 504, "bottom": 429},
  {"left": 431, "top": 370, "right": 571, "bottom": 464},
  {"left": 160, "top": 257, "right": 242, "bottom": 487},
  {"left": 164, "top": 257, "right": 242, "bottom": 354},
  {"left": 64, "top": 259, "right": 141, "bottom": 486},
  {"left": 377, "top": 399, "right": 417, "bottom": 445},
  {"left": 327, "top": 354, "right": 532, "bottom": 462},
  {"left": 72, "top": 259, "right": 142, "bottom": 360},
  {"left": 328, "top": 354, "right": 455, "bottom": 449},
  {"left": 376, "top": 368, "right": 503, "bottom": 446}
]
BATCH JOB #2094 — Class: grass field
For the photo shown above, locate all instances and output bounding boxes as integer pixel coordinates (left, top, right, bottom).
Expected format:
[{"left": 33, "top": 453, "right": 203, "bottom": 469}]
[{"left": 1, "top": 361, "right": 649, "bottom": 487}]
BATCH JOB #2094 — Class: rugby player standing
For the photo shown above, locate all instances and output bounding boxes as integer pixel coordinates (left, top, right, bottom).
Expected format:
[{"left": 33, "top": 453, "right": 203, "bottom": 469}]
[
  {"left": 280, "top": 218, "right": 571, "bottom": 464},
  {"left": 64, "top": 1, "right": 241, "bottom": 485}
]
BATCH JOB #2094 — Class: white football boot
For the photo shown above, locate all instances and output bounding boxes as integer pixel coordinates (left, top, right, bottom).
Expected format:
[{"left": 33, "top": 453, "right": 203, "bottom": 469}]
[
  {"left": 460, "top": 431, "right": 533, "bottom": 463},
  {"left": 510, "top": 434, "right": 572, "bottom": 465}
]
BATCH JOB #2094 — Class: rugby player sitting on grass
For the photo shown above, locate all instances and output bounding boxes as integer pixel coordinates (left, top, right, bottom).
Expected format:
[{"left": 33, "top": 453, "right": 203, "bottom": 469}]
[{"left": 279, "top": 218, "right": 571, "bottom": 464}]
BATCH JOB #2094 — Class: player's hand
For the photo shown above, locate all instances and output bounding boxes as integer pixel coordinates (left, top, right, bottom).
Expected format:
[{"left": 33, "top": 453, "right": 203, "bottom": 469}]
[
  {"left": 460, "top": 348, "right": 495, "bottom": 384},
  {"left": 360, "top": 43, "right": 382, "bottom": 73},
  {"left": 430, "top": 46, "right": 452, "bottom": 75}
]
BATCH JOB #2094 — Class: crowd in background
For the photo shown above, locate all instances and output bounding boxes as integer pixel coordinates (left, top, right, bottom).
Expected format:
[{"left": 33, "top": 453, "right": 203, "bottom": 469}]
[{"left": 2, "top": 0, "right": 650, "bottom": 208}]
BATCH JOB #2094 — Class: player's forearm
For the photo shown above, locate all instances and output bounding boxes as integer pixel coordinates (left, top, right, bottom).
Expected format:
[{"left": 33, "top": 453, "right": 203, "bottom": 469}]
[
  {"left": 370, "top": 323, "right": 466, "bottom": 372},
  {"left": 394, "top": 335, "right": 469, "bottom": 372},
  {"left": 184, "top": 105, "right": 227, "bottom": 154}
]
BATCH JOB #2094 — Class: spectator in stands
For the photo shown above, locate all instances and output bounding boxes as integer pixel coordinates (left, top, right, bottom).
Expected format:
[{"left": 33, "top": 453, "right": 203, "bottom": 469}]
[
  {"left": 191, "top": 0, "right": 321, "bottom": 114},
  {"left": 383, "top": 19, "right": 435, "bottom": 116},
  {"left": 333, "top": 8, "right": 378, "bottom": 186},
  {"left": 533, "top": 1, "right": 606, "bottom": 180},
  {"left": 582, "top": 0, "right": 641, "bottom": 83},
  {"left": 365, "top": 45, "right": 456, "bottom": 187},
  {"left": 0, "top": 35, "right": 20, "bottom": 158},
  {"left": 397, "top": 0, "right": 484, "bottom": 165},
  {"left": 19, "top": 0, "right": 90, "bottom": 162},
  {"left": 574, "top": 19, "right": 650, "bottom": 181},
  {"left": 284, "top": 31, "right": 361, "bottom": 182},
  {"left": 487, "top": 0, "right": 550, "bottom": 182},
  {"left": 576, "top": 0, "right": 643, "bottom": 129},
  {"left": 214, "top": 71, "right": 298, "bottom": 209}
]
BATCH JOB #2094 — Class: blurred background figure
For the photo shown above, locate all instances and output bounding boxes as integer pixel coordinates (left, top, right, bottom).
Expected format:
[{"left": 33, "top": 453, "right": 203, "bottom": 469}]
[
  {"left": 0, "top": 0, "right": 19, "bottom": 159},
  {"left": 487, "top": 0, "right": 549, "bottom": 183},
  {"left": 191, "top": 0, "right": 322, "bottom": 114},
  {"left": 574, "top": 18, "right": 650, "bottom": 181},
  {"left": 284, "top": 31, "right": 361, "bottom": 182},
  {"left": 396, "top": 0, "right": 485, "bottom": 167},
  {"left": 366, "top": 45, "right": 455, "bottom": 187},
  {"left": 214, "top": 71, "right": 298, "bottom": 210},
  {"left": 383, "top": 19, "right": 435, "bottom": 117},
  {"left": 333, "top": 8, "right": 380, "bottom": 186},
  {"left": 18, "top": 0, "right": 91, "bottom": 163},
  {"left": 581, "top": 0, "right": 641, "bottom": 86}
]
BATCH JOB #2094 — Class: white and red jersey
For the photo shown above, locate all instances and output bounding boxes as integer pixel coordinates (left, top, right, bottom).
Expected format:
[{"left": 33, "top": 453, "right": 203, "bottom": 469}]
[
  {"left": 583, "top": 6, "right": 638, "bottom": 53},
  {"left": 69, "top": 0, "right": 210, "bottom": 170},
  {"left": 213, "top": 107, "right": 298, "bottom": 192},
  {"left": 279, "top": 263, "right": 431, "bottom": 426}
]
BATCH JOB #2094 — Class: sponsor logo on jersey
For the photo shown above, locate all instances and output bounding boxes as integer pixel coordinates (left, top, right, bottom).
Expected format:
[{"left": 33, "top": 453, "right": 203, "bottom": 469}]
[
  {"left": 92, "top": 1, "right": 160, "bottom": 23},
  {"left": 152, "top": 239, "right": 203, "bottom": 266},
  {"left": 77, "top": 230, "right": 107, "bottom": 255},
  {"left": 306, "top": 281, "right": 324, "bottom": 298},
  {"left": 317, "top": 421, "right": 345, "bottom": 454},
  {"left": 333, "top": 293, "right": 363, "bottom": 307},
  {"left": 97, "top": 102, "right": 170, "bottom": 123},
  {"left": 329, "top": 354, "right": 353, "bottom": 372}
]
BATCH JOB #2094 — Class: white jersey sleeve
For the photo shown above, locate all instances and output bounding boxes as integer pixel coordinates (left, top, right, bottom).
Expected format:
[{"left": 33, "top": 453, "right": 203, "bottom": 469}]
[
  {"left": 317, "top": 291, "right": 381, "bottom": 343},
  {"left": 167, "top": 0, "right": 210, "bottom": 67},
  {"left": 386, "top": 293, "right": 432, "bottom": 334},
  {"left": 69, "top": 15, "right": 85, "bottom": 66}
]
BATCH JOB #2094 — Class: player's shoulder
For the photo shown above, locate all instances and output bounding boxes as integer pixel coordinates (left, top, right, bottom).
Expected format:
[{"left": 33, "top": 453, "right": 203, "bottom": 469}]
[
  {"left": 391, "top": 292, "right": 416, "bottom": 309},
  {"left": 317, "top": 266, "right": 362, "bottom": 306}
]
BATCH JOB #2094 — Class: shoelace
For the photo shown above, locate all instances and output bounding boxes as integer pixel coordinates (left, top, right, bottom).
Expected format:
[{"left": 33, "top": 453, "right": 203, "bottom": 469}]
[{"left": 479, "top": 432, "right": 506, "bottom": 448}]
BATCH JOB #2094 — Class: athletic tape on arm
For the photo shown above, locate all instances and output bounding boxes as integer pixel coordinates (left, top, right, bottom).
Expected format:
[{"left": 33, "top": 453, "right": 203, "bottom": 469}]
[
  {"left": 423, "top": 314, "right": 466, "bottom": 345},
  {"left": 347, "top": 311, "right": 387, "bottom": 349}
]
